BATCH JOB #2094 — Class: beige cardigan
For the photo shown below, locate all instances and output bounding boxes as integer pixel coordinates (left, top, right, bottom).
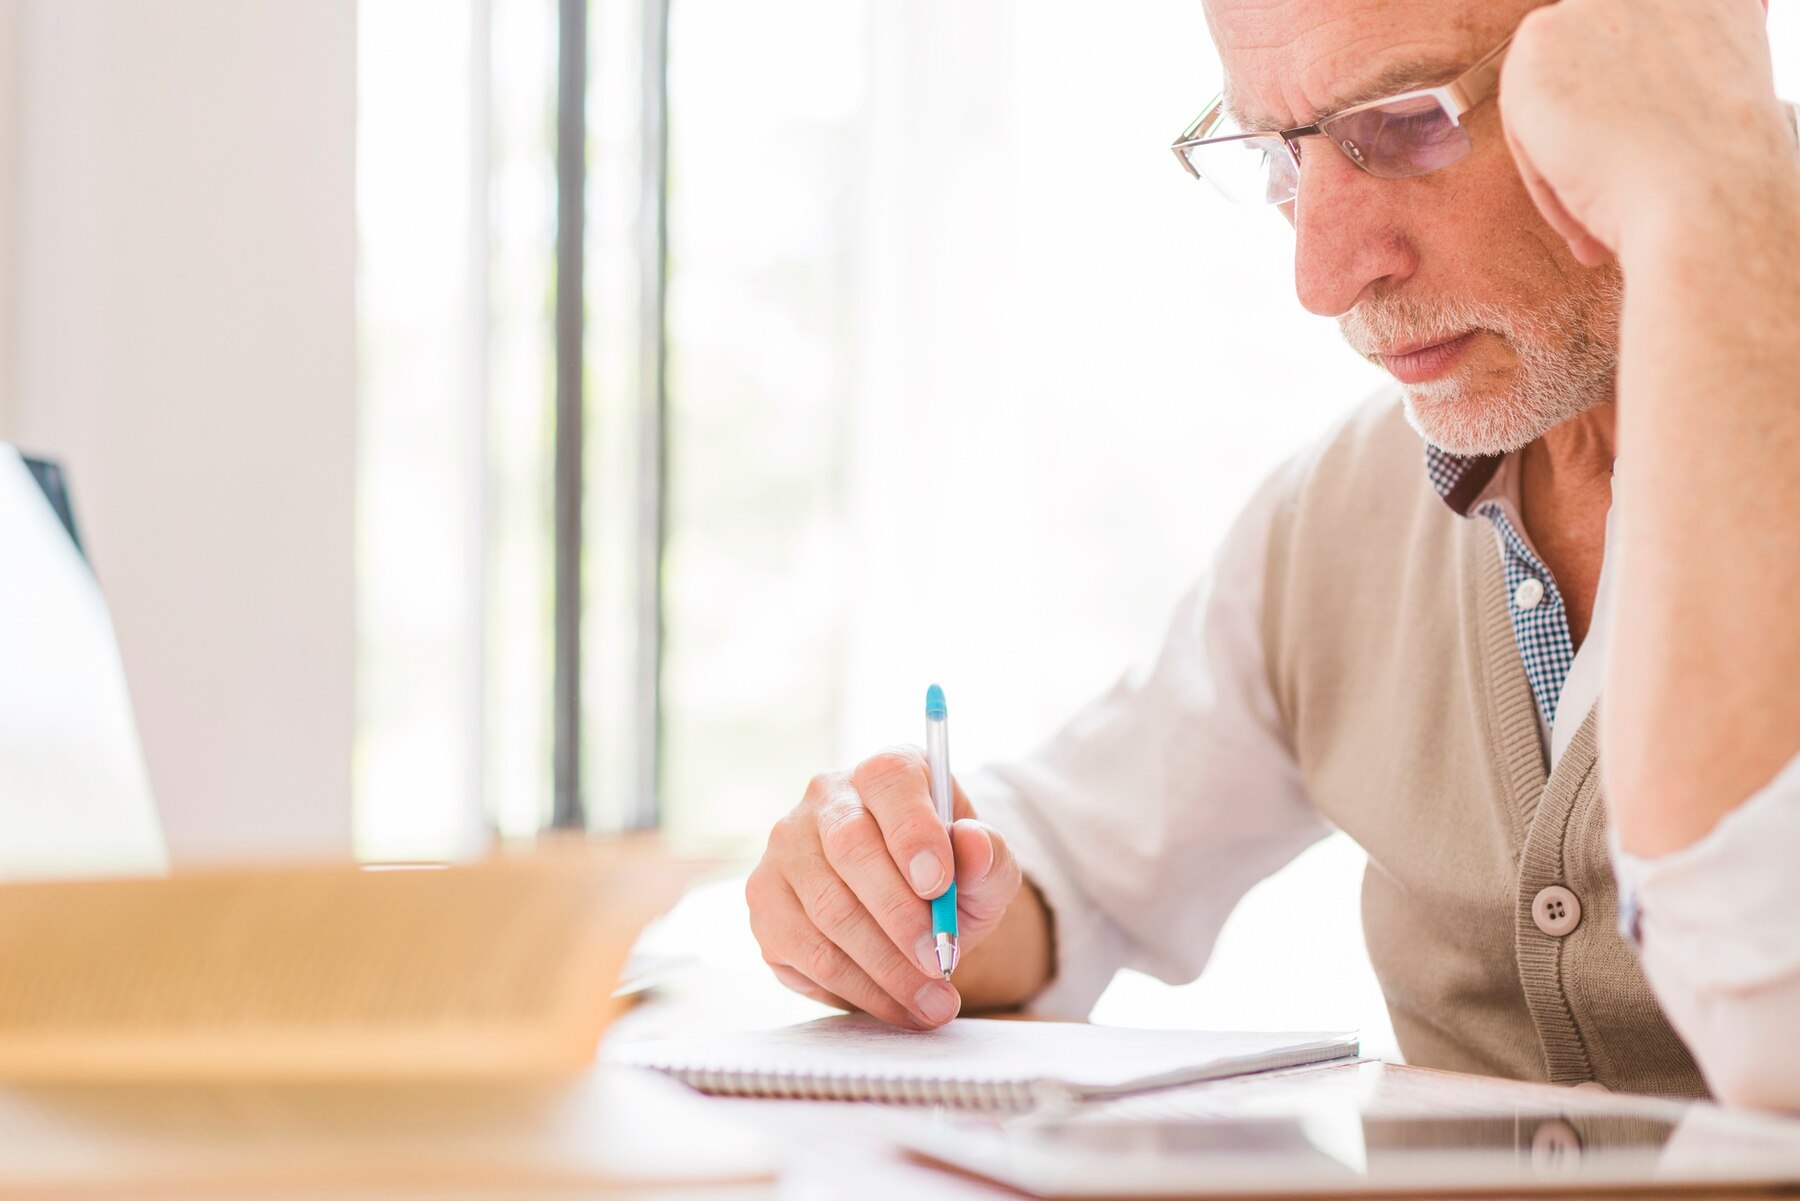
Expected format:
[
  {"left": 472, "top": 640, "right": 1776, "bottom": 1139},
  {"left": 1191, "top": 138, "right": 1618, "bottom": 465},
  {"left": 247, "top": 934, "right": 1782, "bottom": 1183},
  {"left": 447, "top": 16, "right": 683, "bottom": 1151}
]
[{"left": 1259, "top": 398, "right": 1705, "bottom": 1097}]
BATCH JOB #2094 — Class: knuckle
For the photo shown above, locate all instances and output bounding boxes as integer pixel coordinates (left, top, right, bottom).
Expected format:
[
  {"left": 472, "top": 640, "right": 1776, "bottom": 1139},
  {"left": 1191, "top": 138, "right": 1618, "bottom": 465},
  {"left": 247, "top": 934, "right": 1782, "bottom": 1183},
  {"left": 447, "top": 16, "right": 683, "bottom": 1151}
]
[
  {"left": 750, "top": 830, "right": 799, "bottom": 889},
  {"left": 793, "top": 928, "right": 849, "bottom": 986},
  {"left": 1512, "top": 7, "right": 1557, "bottom": 56},
  {"left": 874, "top": 889, "right": 926, "bottom": 936},
  {"left": 852, "top": 752, "right": 941, "bottom": 836},
  {"left": 766, "top": 810, "right": 801, "bottom": 853},
  {"left": 982, "top": 825, "right": 1018, "bottom": 878},
  {"left": 744, "top": 868, "right": 783, "bottom": 924},
  {"left": 867, "top": 965, "right": 926, "bottom": 1023},
  {"left": 802, "top": 770, "right": 844, "bottom": 805},
  {"left": 796, "top": 866, "right": 863, "bottom": 933},
  {"left": 744, "top": 890, "right": 779, "bottom": 948},
  {"left": 817, "top": 805, "right": 886, "bottom": 873},
  {"left": 776, "top": 771, "right": 845, "bottom": 843},
  {"left": 887, "top": 807, "right": 942, "bottom": 850},
  {"left": 770, "top": 810, "right": 813, "bottom": 852},
  {"left": 997, "top": 849, "right": 1023, "bottom": 895},
  {"left": 853, "top": 745, "right": 925, "bottom": 791},
  {"left": 881, "top": 817, "right": 949, "bottom": 884},
  {"left": 987, "top": 843, "right": 1023, "bottom": 892}
]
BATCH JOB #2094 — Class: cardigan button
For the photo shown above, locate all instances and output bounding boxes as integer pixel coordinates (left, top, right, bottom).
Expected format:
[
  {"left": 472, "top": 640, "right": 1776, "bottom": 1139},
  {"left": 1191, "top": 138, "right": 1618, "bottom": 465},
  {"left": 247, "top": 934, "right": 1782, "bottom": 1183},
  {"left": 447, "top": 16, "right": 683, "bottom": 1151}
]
[
  {"left": 1531, "top": 1119, "right": 1582, "bottom": 1173},
  {"left": 1532, "top": 885, "right": 1582, "bottom": 937}
]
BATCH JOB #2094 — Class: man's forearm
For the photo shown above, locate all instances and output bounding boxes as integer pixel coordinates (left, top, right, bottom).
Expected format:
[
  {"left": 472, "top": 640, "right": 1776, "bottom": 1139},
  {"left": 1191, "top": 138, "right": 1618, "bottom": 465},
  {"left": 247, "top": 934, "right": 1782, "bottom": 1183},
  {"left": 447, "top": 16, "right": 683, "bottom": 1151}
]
[
  {"left": 953, "top": 876, "right": 1054, "bottom": 1012},
  {"left": 1605, "top": 152, "right": 1800, "bottom": 856}
]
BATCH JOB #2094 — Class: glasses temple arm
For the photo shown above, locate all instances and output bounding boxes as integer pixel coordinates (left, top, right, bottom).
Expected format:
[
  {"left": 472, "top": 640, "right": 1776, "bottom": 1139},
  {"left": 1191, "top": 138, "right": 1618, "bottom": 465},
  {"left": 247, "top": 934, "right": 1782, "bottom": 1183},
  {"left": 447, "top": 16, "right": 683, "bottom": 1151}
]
[{"left": 1446, "top": 35, "right": 1513, "bottom": 112}]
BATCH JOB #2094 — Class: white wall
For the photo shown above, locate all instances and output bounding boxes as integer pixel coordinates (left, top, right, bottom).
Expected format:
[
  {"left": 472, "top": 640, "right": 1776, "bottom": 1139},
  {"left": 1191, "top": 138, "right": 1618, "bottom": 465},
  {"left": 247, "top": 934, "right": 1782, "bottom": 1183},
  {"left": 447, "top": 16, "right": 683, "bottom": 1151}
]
[
  {"left": 0, "top": 0, "right": 357, "bottom": 863},
  {"left": 0, "top": 4, "right": 19, "bottom": 441}
]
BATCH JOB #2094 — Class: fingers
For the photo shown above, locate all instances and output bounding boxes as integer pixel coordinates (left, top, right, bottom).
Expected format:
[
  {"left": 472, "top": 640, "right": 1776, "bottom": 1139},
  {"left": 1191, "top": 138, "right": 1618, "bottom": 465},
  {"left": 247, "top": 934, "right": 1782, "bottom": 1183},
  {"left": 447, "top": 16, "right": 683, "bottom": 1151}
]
[
  {"left": 814, "top": 777, "right": 945, "bottom": 980},
  {"left": 1501, "top": 104, "right": 1614, "bottom": 267},
  {"left": 745, "top": 756, "right": 999, "bottom": 1031},
  {"left": 748, "top": 867, "right": 930, "bottom": 1028},
  {"left": 749, "top": 831, "right": 963, "bottom": 1029},
  {"left": 851, "top": 747, "right": 956, "bottom": 900},
  {"left": 791, "top": 843, "right": 962, "bottom": 1027}
]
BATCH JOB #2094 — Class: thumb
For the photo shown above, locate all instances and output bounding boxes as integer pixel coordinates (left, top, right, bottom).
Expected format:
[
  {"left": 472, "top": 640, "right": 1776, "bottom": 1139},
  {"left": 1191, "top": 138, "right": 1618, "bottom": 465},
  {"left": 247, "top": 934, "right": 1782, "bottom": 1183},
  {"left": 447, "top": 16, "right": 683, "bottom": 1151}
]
[{"left": 949, "top": 818, "right": 1022, "bottom": 923}]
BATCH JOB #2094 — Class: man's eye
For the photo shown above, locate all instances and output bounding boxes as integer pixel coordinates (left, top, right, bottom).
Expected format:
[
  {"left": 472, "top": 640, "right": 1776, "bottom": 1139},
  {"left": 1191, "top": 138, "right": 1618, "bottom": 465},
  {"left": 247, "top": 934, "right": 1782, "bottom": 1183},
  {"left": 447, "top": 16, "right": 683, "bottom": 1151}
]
[{"left": 1379, "top": 112, "right": 1445, "bottom": 136}]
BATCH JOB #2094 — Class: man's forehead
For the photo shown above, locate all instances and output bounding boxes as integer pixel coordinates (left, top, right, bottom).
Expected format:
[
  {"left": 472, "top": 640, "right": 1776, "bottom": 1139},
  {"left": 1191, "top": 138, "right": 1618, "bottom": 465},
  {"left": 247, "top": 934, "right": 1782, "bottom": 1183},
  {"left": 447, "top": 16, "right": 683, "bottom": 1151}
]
[{"left": 1205, "top": 0, "right": 1530, "bottom": 130}]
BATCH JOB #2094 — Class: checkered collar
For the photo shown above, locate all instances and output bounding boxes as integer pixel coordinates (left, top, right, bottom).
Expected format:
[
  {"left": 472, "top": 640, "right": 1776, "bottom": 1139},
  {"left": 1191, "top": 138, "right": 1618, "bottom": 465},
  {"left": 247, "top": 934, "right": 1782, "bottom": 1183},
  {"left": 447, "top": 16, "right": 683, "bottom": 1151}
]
[
  {"left": 1424, "top": 439, "right": 1572, "bottom": 728},
  {"left": 1423, "top": 444, "right": 1504, "bottom": 517}
]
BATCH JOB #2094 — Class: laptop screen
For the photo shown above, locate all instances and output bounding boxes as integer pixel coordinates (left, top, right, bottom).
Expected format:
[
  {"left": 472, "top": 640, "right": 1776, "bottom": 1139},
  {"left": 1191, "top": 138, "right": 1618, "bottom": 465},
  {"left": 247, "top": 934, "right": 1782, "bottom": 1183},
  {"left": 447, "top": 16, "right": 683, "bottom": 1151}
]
[{"left": 0, "top": 446, "right": 165, "bottom": 876}]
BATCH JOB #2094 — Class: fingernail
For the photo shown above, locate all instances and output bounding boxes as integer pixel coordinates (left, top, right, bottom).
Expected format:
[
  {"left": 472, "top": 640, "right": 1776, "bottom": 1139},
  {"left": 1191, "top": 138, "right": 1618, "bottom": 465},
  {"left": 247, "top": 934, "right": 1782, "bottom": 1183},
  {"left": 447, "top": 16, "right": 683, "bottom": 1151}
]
[
  {"left": 915, "top": 981, "right": 959, "bottom": 1026},
  {"left": 913, "top": 933, "right": 940, "bottom": 976},
  {"left": 908, "top": 851, "right": 943, "bottom": 896}
]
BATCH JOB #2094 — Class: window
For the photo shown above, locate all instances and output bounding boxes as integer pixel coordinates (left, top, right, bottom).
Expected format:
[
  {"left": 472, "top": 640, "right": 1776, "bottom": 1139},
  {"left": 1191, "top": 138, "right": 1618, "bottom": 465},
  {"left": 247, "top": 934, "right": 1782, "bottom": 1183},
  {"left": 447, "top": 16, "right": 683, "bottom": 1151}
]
[{"left": 356, "top": 0, "right": 557, "bottom": 858}]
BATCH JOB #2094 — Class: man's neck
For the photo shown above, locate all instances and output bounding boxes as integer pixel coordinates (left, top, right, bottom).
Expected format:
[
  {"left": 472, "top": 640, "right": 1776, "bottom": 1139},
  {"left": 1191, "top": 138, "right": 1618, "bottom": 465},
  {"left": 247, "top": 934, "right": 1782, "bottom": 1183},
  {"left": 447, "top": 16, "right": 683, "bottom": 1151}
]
[{"left": 1518, "top": 402, "right": 1617, "bottom": 650}]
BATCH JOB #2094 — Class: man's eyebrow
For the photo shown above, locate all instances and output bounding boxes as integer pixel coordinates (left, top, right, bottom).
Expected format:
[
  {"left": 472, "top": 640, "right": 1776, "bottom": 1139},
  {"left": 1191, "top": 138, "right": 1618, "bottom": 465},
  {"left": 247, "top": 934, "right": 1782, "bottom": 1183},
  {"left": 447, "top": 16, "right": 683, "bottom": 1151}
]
[{"left": 1223, "top": 56, "right": 1466, "bottom": 132}]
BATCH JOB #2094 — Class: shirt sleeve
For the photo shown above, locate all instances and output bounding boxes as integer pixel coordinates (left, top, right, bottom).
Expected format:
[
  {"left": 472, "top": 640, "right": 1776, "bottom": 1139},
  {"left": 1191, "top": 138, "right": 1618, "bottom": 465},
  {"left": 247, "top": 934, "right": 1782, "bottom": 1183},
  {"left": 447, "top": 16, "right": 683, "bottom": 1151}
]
[
  {"left": 964, "top": 457, "right": 1332, "bottom": 1018},
  {"left": 1611, "top": 749, "right": 1800, "bottom": 1111}
]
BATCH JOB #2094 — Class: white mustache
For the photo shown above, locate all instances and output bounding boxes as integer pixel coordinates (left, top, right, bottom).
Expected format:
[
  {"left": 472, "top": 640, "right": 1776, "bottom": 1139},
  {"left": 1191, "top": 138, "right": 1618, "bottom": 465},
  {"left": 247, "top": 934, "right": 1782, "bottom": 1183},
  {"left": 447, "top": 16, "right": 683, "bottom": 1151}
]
[{"left": 1341, "top": 300, "right": 1504, "bottom": 361}]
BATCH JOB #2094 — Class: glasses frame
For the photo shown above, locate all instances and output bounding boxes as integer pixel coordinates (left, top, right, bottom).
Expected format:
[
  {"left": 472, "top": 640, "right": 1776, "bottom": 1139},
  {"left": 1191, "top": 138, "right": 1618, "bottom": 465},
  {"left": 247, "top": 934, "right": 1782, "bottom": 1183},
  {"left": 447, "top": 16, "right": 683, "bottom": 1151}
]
[{"left": 1171, "top": 35, "right": 1513, "bottom": 203}]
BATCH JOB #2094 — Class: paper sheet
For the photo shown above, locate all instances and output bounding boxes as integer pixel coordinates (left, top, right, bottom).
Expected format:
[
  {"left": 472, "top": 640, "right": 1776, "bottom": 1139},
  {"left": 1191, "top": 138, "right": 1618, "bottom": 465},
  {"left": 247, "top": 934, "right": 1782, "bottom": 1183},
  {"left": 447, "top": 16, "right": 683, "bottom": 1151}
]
[{"left": 615, "top": 1013, "right": 1355, "bottom": 1093}]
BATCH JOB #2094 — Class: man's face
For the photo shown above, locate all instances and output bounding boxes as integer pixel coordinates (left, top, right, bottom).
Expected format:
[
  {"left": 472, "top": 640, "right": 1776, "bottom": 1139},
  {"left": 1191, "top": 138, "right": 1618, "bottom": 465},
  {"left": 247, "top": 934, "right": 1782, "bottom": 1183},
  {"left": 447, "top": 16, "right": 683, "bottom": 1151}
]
[{"left": 1205, "top": 0, "right": 1623, "bottom": 456}]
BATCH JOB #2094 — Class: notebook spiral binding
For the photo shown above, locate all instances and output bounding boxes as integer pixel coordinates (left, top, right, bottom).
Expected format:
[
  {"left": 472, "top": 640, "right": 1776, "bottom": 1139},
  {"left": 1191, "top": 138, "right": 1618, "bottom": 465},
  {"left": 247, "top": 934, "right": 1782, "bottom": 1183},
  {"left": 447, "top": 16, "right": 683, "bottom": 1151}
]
[{"left": 671, "top": 1065, "right": 1045, "bottom": 1111}]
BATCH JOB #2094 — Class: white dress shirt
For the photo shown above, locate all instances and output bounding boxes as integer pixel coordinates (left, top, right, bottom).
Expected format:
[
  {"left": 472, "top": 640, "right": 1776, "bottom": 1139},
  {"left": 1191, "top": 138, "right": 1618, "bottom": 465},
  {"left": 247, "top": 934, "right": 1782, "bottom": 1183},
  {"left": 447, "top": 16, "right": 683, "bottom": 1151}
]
[{"left": 968, "top": 423, "right": 1800, "bottom": 1110}]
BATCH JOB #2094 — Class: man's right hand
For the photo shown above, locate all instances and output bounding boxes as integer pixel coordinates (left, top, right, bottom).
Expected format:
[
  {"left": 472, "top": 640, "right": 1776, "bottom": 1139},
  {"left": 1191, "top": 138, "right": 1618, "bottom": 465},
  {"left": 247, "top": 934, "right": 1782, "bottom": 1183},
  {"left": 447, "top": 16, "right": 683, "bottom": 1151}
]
[{"left": 746, "top": 746, "right": 1024, "bottom": 1029}]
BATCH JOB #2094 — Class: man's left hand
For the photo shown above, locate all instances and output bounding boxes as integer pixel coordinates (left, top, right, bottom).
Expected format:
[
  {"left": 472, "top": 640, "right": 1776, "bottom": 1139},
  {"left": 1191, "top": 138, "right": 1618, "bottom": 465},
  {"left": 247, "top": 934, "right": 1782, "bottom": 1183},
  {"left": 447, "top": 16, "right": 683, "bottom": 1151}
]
[{"left": 1497, "top": 0, "right": 1795, "bottom": 267}]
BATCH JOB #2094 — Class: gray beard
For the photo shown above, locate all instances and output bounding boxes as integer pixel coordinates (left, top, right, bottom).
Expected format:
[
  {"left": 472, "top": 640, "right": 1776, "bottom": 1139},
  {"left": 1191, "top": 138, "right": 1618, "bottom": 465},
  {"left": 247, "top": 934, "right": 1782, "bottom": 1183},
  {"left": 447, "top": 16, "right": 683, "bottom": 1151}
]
[
  {"left": 1400, "top": 347, "right": 1616, "bottom": 458},
  {"left": 1344, "top": 270, "right": 1623, "bottom": 458}
]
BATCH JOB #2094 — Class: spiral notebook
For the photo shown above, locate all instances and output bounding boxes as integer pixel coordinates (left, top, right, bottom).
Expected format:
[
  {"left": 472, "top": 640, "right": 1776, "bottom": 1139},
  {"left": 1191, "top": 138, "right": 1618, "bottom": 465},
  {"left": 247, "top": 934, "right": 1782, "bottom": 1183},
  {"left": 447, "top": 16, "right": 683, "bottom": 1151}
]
[{"left": 610, "top": 1015, "right": 1358, "bottom": 1111}]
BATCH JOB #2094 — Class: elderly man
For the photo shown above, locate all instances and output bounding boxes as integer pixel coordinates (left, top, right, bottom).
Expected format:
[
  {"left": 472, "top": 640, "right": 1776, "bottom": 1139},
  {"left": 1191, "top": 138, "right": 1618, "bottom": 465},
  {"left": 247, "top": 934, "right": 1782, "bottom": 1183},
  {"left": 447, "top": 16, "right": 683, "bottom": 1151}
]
[{"left": 746, "top": 0, "right": 1800, "bottom": 1109}]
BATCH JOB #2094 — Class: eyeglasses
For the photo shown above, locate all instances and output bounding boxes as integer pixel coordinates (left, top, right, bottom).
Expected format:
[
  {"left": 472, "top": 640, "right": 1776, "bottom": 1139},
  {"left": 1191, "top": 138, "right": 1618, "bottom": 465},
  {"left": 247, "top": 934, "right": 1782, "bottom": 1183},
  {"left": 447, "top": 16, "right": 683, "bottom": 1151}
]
[{"left": 1171, "top": 36, "right": 1512, "bottom": 206}]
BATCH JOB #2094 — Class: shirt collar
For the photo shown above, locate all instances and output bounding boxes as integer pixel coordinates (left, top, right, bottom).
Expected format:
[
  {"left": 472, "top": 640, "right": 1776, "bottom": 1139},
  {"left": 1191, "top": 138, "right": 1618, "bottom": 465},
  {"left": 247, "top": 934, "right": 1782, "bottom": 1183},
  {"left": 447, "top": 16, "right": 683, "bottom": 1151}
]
[{"left": 1423, "top": 443, "right": 1504, "bottom": 517}]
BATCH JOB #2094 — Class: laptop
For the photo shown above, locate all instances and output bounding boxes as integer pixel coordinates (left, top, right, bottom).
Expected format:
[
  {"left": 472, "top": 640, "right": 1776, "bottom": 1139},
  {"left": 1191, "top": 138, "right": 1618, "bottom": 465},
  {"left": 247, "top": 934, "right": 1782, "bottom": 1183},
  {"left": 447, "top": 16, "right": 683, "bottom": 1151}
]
[{"left": 0, "top": 445, "right": 166, "bottom": 877}]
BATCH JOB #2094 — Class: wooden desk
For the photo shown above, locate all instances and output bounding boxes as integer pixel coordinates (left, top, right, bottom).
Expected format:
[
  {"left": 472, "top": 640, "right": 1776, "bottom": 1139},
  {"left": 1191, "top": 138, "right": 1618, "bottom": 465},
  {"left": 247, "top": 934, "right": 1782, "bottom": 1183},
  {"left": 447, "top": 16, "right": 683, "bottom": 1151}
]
[{"left": 0, "top": 1067, "right": 773, "bottom": 1198}]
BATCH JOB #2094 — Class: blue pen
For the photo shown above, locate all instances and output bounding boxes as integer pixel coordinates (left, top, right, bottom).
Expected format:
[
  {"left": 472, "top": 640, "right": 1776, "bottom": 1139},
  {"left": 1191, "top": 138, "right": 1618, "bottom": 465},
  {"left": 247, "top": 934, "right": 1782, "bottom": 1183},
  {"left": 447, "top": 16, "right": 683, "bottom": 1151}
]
[{"left": 925, "top": 684, "right": 959, "bottom": 979}]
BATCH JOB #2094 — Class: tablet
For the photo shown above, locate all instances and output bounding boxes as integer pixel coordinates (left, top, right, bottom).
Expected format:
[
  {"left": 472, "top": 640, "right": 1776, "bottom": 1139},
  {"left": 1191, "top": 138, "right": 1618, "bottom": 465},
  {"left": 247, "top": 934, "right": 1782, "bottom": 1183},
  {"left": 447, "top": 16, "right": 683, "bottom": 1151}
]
[{"left": 897, "top": 1082, "right": 1800, "bottom": 1196}]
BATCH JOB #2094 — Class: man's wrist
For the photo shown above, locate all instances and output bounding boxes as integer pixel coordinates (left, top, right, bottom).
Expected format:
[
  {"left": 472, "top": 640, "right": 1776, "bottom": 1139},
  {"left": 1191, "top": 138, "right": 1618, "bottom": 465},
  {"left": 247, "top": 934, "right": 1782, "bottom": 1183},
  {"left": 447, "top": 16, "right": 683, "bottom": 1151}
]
[
  {"left": 1619, "top": 107, "right": 1800, "bottom": 270},
  {"left": 955, "top": 873, "right": 1055, "bottom": 1012}
]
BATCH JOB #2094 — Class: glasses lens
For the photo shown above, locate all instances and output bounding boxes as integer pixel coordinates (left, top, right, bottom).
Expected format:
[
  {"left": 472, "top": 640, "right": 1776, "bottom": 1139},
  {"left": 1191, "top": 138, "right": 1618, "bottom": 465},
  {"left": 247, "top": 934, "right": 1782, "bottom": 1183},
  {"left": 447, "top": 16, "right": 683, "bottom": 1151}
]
[
  {"left": 1180, "top": 133, "right": 1298, "bottom": 205},
  {"left": 1318, "top": 94, "right": 1471, "bottom": 179}
]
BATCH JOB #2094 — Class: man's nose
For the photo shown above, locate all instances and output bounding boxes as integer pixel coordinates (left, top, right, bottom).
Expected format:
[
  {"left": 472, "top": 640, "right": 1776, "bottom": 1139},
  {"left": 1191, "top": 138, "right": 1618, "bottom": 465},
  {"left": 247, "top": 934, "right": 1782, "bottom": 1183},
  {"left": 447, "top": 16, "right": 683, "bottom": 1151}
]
[{"left": 1288, "top": 139, "right": 1419, "bottom": 318}]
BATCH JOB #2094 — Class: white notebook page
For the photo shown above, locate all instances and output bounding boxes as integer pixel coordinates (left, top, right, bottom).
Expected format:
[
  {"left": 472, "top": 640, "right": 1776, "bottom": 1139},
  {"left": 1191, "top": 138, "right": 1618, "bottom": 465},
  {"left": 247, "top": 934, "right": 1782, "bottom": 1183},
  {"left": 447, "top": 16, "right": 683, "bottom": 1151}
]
[{"left": 613, "top": 1015, "right": 1357, "bottom": 1099}]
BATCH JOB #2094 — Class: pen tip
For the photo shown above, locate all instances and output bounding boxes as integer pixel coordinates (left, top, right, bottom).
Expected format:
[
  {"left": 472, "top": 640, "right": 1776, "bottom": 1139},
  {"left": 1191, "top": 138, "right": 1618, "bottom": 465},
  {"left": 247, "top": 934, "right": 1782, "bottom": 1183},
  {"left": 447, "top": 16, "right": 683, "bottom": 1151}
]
[
  {"left": 926, "top": 683, "right": 946, "bottom": 719},
  {"left": 935, "top": 933, "right": 959, "bottom": 978}
]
